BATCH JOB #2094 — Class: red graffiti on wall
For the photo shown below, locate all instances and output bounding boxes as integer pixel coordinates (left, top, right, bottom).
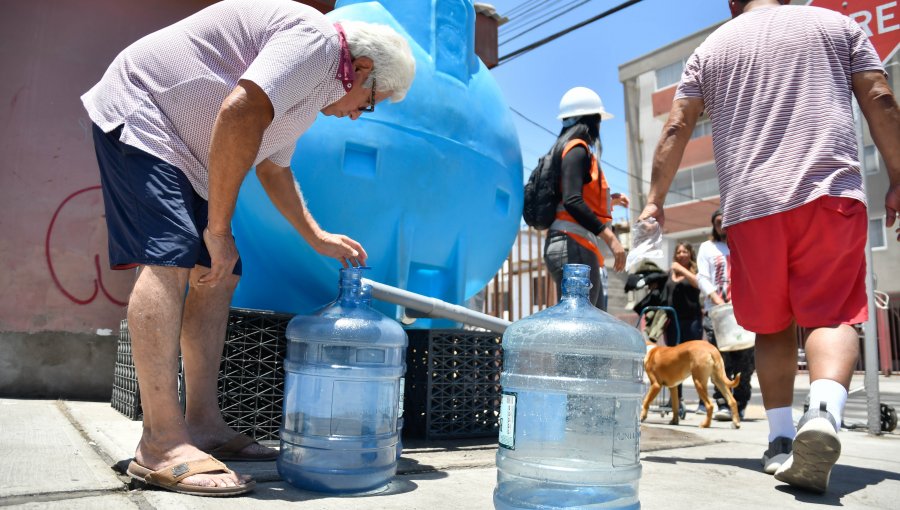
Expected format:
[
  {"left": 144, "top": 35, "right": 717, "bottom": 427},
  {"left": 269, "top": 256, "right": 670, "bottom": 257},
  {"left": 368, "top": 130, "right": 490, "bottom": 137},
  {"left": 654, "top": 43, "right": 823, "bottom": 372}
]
[{"left": 45, "top": 186, "right": 128, "bottom": 306}]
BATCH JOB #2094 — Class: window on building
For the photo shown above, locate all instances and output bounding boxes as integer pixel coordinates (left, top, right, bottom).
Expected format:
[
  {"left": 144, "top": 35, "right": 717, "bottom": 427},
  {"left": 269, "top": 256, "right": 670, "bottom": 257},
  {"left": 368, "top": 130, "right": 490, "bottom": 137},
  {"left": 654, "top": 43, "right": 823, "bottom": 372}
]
[
  {"left": 863, "top": 144, "right": 880, "bottom": 175},
  {"left": 668, "top": 170, "right": 694, "bottom": 205},
  {"left": 655, "top": 58, "right": 688, "bottom": 90},
  {"left": 691, "top": 117, "right": 711, "bottom": 139},
  {"left": 692, "top": 164, "right": 719, "bottom": 199},
  {"left": 666, "top": 163, "right": 720, "bottom": 206},
  {"left": 869, "top": 217, "right": 886, "bottom": 250}
]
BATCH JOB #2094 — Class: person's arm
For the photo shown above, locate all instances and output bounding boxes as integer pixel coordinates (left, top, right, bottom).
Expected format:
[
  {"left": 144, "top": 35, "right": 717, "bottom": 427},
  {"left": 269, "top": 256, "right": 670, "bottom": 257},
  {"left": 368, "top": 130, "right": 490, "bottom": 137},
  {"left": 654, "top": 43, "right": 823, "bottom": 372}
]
[
  {"left": 198, "top": 79, "right": 274, "bottom": 286},
  {"left": 696, "top": 243, "right": 724, "bottom": 305},
  {"left": 560, "top": 145, "right": 606, "bottom": 234},
  {"left": 853, "top": 70, "right": 900, "bottom": 239},
  {"left": 611, "top": 193, "right": 630, "bottom": 209},
  {"left": 671, "top": 261, "right": 699, "bottom": 288},
  {"left": 255, "top": 159, "right": 367, "bottom": 266},
  {"left": 599, "top": 226, "right": 625, "bottom": 272},
  {"left": 637, "top": 97, "right": 705, "bottom": 227}
]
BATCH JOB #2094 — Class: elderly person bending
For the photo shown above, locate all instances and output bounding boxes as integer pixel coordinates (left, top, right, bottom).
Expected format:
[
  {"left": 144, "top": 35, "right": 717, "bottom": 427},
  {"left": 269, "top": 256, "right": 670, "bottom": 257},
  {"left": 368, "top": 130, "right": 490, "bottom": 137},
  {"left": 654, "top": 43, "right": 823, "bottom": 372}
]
[{"left": 81, "top": 0, "right": 415, "bottom": 496}]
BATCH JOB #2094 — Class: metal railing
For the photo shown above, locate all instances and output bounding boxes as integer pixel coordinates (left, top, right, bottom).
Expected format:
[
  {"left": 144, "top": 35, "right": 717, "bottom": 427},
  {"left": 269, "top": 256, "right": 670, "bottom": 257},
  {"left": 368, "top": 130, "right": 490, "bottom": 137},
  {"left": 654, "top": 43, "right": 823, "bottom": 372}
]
[{"left": 480, "top": 228, "right": 557, "bottom": 323}]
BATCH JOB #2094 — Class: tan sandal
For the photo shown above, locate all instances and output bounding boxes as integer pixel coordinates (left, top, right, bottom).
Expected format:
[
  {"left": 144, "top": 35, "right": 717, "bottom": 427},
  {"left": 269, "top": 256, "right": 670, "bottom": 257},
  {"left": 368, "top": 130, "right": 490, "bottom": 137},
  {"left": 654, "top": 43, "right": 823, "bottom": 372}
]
[
  {"left": 127, "top": 456, "right": 255, "bottom": 497},
  {"left": 204, "top": 433, "right": 278, "bottom": 462}
]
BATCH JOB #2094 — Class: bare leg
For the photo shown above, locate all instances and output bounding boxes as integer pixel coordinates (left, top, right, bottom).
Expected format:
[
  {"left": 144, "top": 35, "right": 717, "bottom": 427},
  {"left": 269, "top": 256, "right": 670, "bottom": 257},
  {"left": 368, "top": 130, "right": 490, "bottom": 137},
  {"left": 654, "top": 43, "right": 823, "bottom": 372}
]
[
  {"left": 130, "top": 265, "right": 245, "bottom": 488},
  {"left": 772, "top": 325, "right": 853, "bottom": 492},
  {"left": 182, "top": 267, "right": 274, "bottom": 457},
  {"left": 804, "top": 325, "right": 858, "bottom": 388},
  {"left": 754, "top": 323, "right": 798, "bottom": 410}
]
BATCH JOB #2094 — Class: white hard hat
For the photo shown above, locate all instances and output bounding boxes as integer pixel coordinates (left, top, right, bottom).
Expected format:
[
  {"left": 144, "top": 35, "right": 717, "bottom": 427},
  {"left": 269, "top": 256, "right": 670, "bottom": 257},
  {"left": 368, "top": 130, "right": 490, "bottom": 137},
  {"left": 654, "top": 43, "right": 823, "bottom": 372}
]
[{"left": 557, "top": 86, "right": 614, "bottom": 121}]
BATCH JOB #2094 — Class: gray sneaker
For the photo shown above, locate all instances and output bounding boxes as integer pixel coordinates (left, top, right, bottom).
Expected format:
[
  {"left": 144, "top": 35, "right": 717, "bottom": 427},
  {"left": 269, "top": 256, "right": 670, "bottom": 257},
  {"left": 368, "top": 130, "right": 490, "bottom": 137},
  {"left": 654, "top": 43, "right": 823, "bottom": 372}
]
[
  {"left": 761, "top": 436, "right": 793, "bottom": 474},
  {"left": 774, "top": 402, "right": 841, "bottom": 493}
]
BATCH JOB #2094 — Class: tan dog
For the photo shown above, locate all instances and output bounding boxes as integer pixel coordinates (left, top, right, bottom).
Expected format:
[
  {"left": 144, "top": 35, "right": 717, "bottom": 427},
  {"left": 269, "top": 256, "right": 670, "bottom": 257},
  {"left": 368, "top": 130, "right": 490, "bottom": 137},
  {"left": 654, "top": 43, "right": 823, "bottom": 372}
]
[{"left": 641, "top": 340, "right": 742, "bottom": 429}]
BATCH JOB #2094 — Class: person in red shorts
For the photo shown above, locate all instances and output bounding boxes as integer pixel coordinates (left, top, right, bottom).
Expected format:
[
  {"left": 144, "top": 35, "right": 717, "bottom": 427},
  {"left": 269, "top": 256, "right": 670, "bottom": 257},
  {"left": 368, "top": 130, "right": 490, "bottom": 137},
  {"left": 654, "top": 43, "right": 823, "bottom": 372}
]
[{"left": 637, "top": 0, "right": 900, "bottom": 494}]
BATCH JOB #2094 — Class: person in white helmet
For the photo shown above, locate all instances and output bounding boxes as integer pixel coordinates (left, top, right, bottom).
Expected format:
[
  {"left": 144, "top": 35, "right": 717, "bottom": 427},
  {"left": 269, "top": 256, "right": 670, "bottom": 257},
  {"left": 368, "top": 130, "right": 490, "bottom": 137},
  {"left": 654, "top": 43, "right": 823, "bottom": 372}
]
[{"left": 544, "top": 86, "right": 628, "bottom": 310}]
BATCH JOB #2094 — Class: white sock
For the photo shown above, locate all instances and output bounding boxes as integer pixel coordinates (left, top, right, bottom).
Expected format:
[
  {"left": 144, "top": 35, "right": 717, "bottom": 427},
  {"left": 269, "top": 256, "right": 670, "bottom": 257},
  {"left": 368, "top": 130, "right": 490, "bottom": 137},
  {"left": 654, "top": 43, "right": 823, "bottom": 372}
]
[
  {"left": 766, "top": 406, "right": 796, "bottom": 442},
  {"left": 808, "top": 378, "right": 847, "bottom": 432}
]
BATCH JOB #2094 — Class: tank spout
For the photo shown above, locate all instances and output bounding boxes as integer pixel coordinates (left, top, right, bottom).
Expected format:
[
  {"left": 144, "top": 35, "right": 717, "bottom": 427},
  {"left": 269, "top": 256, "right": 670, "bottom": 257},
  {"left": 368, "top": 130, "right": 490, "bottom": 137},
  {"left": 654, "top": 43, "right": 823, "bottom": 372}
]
[{"left": 362, "top": 278, "right": 510, "bottom": 333}]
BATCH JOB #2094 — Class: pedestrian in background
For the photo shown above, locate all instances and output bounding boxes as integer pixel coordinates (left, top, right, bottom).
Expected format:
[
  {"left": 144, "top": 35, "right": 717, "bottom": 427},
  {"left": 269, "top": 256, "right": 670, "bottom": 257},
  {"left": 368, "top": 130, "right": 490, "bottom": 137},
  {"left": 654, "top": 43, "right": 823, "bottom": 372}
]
[
  {"left": 663, "top": 240, "right": 703, "bottom": 411},
  {"left": 697, "top": 210, "right": 754, "bottom": 420},
  {"left": 82, "top": 0, "right": 415, "bottom": 496},
  {"left": 665, "top": 241, "right": 702, "bottom": 343},
  {"left": 544, "top": 87, "right": 628, "bottom": 311},
  {"left": 638, "top": 0, "right": 899, "bottom": 493}
]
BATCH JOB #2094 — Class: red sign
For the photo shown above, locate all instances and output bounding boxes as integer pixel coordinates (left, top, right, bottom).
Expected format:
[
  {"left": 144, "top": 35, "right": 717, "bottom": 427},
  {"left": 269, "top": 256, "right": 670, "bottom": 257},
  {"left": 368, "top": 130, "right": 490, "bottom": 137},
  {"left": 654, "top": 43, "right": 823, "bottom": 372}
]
[{"left": 808, "top": 0, "right": 900, "bottom": 62}]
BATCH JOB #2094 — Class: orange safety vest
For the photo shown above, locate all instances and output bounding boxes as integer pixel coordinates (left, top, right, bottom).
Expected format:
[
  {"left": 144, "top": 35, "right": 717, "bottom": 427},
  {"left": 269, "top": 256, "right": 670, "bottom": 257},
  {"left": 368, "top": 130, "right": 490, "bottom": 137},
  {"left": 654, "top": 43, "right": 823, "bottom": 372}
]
[{"left": 553, "top": 139, "right": 611, "bottom": 264}]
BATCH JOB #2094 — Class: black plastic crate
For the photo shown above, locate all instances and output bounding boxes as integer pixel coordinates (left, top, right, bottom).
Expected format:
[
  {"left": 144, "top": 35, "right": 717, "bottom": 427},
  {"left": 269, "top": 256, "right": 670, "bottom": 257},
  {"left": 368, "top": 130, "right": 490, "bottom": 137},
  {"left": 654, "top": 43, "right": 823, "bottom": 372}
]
[
  {"left": 111, "top": 320, "right": 142, "bottom": 420},
  {"left": 217, "top": 308, "right": 293, "bottom": 441},
  {"left": 404, "top": 329, "right": 503, "bottom": 440}
]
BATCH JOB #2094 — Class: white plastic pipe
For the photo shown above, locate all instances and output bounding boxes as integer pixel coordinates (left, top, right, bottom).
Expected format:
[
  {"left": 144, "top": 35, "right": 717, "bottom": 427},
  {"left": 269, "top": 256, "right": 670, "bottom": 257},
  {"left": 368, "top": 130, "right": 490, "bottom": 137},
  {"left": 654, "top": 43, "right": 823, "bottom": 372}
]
[{"left": 362, "top": 278, "right": 511, "bottom": 333}]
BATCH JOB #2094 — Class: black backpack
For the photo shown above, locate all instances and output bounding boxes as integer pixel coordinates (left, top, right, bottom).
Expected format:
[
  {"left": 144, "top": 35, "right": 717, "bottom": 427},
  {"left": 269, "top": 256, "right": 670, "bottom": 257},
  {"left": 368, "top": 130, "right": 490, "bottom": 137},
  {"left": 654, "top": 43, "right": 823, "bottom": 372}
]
[{"left": 522, "top": 145, "right": 562, "bottom": 230}]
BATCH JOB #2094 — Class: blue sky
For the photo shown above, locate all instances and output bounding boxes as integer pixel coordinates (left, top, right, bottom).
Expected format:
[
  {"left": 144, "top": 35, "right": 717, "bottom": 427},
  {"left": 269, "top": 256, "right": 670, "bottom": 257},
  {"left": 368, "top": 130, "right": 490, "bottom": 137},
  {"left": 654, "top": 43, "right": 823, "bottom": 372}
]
[{"left": 487, "top": 0, "right": 734, "bottom": 223}]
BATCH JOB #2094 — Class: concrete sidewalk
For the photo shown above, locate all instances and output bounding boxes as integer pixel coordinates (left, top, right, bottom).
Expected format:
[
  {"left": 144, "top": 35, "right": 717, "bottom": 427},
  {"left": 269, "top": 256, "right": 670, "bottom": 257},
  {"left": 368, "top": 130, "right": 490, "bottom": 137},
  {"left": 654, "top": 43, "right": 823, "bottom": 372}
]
[{"left": 1, "top": 374, "right": 898, "bottom": 509}]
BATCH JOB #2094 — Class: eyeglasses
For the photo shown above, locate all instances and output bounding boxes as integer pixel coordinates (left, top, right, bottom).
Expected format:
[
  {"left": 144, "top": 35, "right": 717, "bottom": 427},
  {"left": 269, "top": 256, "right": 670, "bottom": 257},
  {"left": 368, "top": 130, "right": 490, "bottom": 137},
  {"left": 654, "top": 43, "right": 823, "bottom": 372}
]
[{"left": 360, "top": 77, "right": 376, "bottom": 113}]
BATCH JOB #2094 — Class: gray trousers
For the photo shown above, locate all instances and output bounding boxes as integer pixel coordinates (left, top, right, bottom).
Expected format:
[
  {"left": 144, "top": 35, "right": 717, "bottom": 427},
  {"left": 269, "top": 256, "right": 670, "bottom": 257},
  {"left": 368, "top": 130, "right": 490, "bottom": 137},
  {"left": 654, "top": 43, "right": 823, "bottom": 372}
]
[
  {"left": 544, "top": 231, "right": 607, "bottom": 310},
  {"left": 704, "top": 315, "right": 755, "bottom": 409}
]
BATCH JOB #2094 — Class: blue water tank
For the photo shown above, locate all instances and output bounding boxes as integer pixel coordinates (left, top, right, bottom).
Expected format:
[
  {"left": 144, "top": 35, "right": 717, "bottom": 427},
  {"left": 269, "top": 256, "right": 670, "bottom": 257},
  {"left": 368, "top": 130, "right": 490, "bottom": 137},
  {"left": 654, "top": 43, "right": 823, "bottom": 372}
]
[{"left": 231, "top": 0, "right": 523, "bottom": 325}]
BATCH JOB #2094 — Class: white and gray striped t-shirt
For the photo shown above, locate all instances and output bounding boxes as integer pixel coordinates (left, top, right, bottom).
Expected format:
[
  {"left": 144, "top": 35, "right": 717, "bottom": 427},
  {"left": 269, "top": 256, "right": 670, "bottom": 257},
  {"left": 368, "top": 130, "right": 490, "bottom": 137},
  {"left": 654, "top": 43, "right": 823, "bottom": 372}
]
[
  {"left": 81, "top": 0, "right": 346, "bottom": 200},
  {"left": 675, "top": 5, "right": 885, "bottom": 228}
]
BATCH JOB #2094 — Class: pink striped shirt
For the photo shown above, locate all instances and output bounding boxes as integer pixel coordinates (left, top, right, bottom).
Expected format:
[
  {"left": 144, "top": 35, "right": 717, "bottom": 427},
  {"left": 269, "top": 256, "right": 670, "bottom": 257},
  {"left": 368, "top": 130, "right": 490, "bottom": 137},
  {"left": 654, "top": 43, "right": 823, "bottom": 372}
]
[{"left": 675, "top": 5, "right": 884, "bottom": 227}]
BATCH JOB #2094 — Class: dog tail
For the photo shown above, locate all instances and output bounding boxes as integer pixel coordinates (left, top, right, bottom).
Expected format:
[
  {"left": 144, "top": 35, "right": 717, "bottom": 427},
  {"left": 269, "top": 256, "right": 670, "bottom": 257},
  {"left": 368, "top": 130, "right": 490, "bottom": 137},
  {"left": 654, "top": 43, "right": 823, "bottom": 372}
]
[{"left": 728, "top": 372, "right": 741, "bottom": 389}]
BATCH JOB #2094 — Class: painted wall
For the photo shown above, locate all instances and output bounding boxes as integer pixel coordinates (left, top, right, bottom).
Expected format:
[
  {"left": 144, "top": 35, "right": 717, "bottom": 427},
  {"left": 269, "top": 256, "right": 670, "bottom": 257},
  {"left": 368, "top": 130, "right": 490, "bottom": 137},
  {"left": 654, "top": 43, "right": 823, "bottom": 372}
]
[{"left": 0, "top": 0, "right": 217, "bottom": 397}]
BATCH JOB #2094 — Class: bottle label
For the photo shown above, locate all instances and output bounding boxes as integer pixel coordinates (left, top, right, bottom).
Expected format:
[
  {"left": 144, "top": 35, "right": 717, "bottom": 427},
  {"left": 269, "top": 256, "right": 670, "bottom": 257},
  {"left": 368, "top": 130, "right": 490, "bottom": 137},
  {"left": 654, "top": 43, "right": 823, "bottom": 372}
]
[
  {"left": 498, "top": 391, "right": 517, "bottom": 450},
  {"left": 398, "top": 377, "right": 405, "bottom": 418}
]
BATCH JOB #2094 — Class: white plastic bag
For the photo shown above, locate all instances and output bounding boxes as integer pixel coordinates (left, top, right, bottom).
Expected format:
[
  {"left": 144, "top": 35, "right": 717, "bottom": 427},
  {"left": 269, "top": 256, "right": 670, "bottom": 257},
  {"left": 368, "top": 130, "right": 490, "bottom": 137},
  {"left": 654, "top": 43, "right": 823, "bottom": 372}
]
[{"left": 625, "top": 217, "right": 664, "bottom": 272}]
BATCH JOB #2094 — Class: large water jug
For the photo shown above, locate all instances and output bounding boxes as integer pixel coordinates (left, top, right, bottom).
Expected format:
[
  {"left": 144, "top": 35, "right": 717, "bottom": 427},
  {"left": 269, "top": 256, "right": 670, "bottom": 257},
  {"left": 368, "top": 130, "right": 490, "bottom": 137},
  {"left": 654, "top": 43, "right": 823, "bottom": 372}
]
[
  {"left": 278, "top": 267, "right": 408, "bottom": 493},
  {"left": 494, "top": 264, "right": 646, "bottom": 510},
  {"left": 357, "top": 279, "right": 404, "bottom": 460}
]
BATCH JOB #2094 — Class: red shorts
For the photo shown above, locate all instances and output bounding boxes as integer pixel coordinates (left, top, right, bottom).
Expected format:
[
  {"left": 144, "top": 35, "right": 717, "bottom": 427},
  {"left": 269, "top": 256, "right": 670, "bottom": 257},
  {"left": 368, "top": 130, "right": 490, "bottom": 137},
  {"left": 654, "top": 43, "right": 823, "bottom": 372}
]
[{"left": 726, "top": 196, "right": 868, "bottom": 334}]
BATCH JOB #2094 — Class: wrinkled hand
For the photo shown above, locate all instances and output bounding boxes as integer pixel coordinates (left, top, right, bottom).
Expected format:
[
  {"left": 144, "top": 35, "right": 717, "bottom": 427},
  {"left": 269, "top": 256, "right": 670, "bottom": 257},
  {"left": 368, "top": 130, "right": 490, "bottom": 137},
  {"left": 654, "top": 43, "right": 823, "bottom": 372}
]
[
  {"left": 887, "top": 183, "right": 900, "bottom": 242},
  {"left": 600, "top": 227, "right": 626, "bottom": 272},
  {"left": 611, "top": 193, "right": 630, "bottom": 209},
  {"left": 197, "top": 228, "right": 239, "bottom": 287},
  {"left": 637, "top": 202, "right": 665, "bottom": 229},
  {"left": 313, "top": 232, "right": 368, "bottom": 267}
]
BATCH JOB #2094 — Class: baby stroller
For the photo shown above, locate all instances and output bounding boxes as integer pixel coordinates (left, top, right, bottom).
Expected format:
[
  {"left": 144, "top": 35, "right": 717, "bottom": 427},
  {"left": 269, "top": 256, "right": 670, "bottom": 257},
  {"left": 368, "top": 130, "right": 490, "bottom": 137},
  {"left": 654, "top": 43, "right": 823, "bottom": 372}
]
[{"left": 627, "top": 261, "right": 686, "bottom": 420}]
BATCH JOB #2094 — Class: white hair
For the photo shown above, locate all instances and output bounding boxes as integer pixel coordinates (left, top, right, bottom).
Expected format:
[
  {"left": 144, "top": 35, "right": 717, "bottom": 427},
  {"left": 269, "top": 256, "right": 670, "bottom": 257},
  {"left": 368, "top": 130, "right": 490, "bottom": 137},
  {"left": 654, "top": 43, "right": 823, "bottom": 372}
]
[{"left": 340, "top": 20, "right": 416, "bottom": 102}]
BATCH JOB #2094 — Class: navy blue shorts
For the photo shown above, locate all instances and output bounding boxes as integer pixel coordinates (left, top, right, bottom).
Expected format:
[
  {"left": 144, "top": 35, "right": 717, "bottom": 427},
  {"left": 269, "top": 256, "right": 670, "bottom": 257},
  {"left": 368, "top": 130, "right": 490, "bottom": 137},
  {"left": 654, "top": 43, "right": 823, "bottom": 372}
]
[{"left": 91, "top": 124, "right": 242, "bottom": 275}]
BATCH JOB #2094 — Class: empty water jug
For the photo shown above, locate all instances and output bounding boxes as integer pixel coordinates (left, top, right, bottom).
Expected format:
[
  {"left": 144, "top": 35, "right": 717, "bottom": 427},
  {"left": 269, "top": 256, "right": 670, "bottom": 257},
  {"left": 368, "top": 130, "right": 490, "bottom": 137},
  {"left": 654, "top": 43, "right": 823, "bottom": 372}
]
[
  {"left": 278, "top": 267, "right": 408, "bottom": 493},
  {"left": 494, "top": 264, "right": 646, "bottom": 510},
  {"left": 357, "top": 280, "right": 404, "bottom": 460}
]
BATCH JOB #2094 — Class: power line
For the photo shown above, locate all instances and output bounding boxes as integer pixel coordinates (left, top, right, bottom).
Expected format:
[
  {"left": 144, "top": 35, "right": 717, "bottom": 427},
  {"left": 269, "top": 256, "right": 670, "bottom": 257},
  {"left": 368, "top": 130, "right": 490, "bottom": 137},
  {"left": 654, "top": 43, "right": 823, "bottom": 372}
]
[
  {"left": 500, "top": 0, "right": 595, "bottom": 48},
  {"left": 509, "top": 107, "right": 720, "bottom": 229},
  {"left": 497, "top": 0, "right": 645, "bottom": 67},
  {"left": 500, "top": 0, "right": 586, "bottom": 39},
  {"left": 505, "top": 0, "right": 544, "bottom": 18},
  {"left": 502, "top": 0, "right": 557, "bottom": 30}
]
